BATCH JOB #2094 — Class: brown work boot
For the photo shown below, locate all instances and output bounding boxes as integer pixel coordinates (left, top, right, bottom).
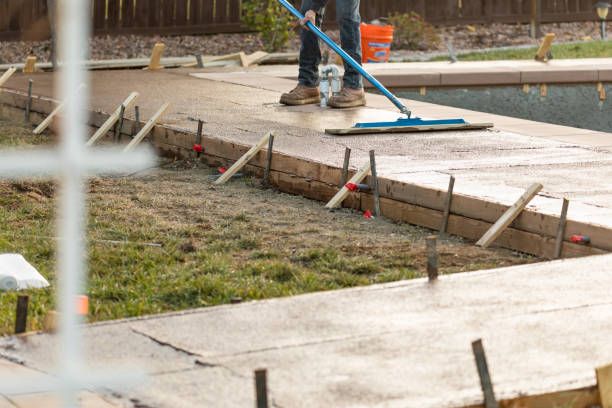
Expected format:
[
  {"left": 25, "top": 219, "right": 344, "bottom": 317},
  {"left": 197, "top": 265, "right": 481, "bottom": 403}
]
[
  {"left": 328, "top": 87, "right": 366, "bottom": 108},
  {"left": 280, "top": 84, "right": 320, "bottom": 106}
]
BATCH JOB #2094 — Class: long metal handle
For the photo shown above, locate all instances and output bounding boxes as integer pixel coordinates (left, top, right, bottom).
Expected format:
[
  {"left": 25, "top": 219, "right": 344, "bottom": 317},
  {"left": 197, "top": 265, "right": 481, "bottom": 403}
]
[{"left": 278, "top": 0, "right": 410, "bottom": 117}]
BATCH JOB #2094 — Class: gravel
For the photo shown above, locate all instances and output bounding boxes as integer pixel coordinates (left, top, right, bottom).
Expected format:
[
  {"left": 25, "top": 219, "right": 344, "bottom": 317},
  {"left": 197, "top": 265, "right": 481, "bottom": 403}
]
[{"left": 0, "top": 21, "right": 604, "bottom": 65}]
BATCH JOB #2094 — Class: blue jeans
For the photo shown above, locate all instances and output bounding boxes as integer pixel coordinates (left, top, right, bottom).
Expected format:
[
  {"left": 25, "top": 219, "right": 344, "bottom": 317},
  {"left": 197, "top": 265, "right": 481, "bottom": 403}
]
[{"left": 298, "top": 0, "right": 363, "bottom": 89}]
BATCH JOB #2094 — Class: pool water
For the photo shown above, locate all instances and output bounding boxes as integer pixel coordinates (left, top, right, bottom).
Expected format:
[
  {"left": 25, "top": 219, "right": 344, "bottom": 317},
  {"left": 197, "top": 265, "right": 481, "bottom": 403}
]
[{"left": 392, "top": 84, "right": 612, "bottom": 133}]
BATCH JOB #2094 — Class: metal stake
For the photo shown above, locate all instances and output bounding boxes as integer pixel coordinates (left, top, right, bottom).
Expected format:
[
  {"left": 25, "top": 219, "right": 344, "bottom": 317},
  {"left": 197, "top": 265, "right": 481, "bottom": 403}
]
[
  {"left": 340, "top": 147, "right": 351, "bottom": 187},
  {"left": 195, "top": 54, "right": 204, "bottom": 68},
  {"left": 254, "top": 369, "right": 269, "bottom": 408},
  {"left": 553, "top": 198, "right": 570, "bottom": 260},
  {"left": 114, "top": 104, "right": 125, "bottom": 143},
  {"left": 262, "top": 134, "right": 275, "bottom": 187},
  {"left": 15, "top": 295, "right": 29, "bottom": 334},
  {"left": 440, "top": 176, "right": 455, "bottom": 235},
  {"left": 369, "top": 150, "right": 381, "bottom": 217},
  {"left": 25, "top": 79, "right": 33, "bottom": 123},
  {"left": 196, "top": 119, "right": 203, "bottom": 158},
  {"left": 426, "top": 235, "right": 438, "bottom": 281},
  {"left": 133, "top": 105, "right": 140, "bottom": 136},
  {"left": 472, "top": 339, "right": 499, "bottom": 408}
]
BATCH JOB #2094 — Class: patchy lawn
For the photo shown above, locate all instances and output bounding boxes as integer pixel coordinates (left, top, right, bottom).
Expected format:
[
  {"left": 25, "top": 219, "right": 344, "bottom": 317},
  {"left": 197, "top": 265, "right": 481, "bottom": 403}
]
[
  {"left": 0, "top": 117, "right": 537, "bottom": 334},
  {"left": 429, "top": 40, "right": 612, "bottom": 61}
]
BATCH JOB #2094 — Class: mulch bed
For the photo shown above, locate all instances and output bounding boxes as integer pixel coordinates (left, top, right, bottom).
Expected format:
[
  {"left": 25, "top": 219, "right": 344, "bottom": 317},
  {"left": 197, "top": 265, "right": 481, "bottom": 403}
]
[{"left": 0, "top": 21, "right": 603, "bottom": 64}]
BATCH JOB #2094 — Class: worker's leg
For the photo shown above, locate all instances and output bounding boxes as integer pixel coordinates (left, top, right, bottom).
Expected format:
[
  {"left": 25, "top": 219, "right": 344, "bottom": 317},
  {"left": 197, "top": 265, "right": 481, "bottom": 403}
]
[
  {"left": 298, "top": 0, "right": 328, "bottom": 87},
  {"left": 280, "top": 0, "right": 327, "bottom": 105},
  {"left": 336, "top": 0, "right": 362, "bottom": 89},
  {"left": 329, "top": 0, "right": 365, "bottom": 108}
]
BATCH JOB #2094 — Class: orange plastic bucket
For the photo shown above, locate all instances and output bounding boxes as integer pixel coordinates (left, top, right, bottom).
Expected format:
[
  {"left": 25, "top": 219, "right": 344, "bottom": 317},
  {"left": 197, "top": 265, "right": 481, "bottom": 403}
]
[{"left": 360, "top": 23, "right": 394, "bottom": 63}]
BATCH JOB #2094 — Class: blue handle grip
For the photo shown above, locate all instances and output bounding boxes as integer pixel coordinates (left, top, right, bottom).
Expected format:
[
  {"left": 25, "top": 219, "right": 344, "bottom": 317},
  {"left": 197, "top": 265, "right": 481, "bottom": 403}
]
[{"left": 277, "top": 0, "right": 410, "bottom": 117}]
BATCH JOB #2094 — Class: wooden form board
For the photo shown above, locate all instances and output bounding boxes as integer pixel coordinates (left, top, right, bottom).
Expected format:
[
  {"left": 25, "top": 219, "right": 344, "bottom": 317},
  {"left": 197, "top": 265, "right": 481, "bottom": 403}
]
[
  {"left": 2, "top": 89, "right": 610, "bottom": 258},
  {"left": 476, "top": 183, "right": 543, "bottom": 248},
  {"left": 214, "top": 132, "right": 271, "bottom": 185},
  {"left": 0, "top": 67, "right": 17, "bottom": 88},
  {"left": 33, "top": 83, "right": 85, "bottom": 135},
  {"left": 325, "top": 122, "right": 494, "bottom": 136},
  {"left": 325, "top": 162, "right": 371, "bottom": 209},
  {"left": 463, "top": 385, "right": 599, "bottom": 408},
  {"left": 86, "top": 92, "right": 139, "bottom": 146},
  {"left": 122, "top": 102, "right": 169, "bottom": 152},
  {"left": 598, "top": 363, "right": 612, "bottom": 408}
]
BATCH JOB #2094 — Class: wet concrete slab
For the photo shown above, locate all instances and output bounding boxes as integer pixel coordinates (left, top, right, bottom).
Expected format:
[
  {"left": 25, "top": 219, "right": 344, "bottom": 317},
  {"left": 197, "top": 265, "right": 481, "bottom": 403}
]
[
  {"left": 2, "top": 254, "right": 612, "bottom": 407},
  {"left": 3, "top": 68, "right": 612, "bottom": 230}
]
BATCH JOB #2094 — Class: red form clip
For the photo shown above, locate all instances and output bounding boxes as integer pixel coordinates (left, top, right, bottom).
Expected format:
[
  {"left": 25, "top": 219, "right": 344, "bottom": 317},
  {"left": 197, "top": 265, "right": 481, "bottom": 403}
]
[
  {"left": 345, "top": 182, "right": 358, "bottom": 192},
  {"left": 218, "top": 167, "right": 227, "bottom": 174},
  {"left": 193, "top": 144, "right": 203, "bottom": 153},
  {"left": 363, "top": 210, "right": 373, "bottom": 219},
  {"left": 570, "top": 235, "right": 591, "bottom": 244}
]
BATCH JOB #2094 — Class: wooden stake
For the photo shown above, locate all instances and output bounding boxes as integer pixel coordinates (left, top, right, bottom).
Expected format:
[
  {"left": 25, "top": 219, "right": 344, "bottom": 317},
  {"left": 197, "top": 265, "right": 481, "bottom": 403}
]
[
  {"left": 0, "top": 67, "right": 17, "bottom": 88},
  {"left": 369, "top": 150, "right": 381, "bottom": 217},
  {"left": 476, "top": 183, "right": 543, "bottom": 248},
  {"left": 23, "top": 56, "right": 37, "bottom": 73},
  {"left": 195, "top": 54, "right": 204, "bottom": 68},
  {"left": 472, "top": 339, "right": 499, "bottom": 408},
  {"left": 25, "top": 79, "right": 33, "bottom": 123},
  {"left": 15, "top": 295, "right": 29, "bottom": 334},
  {"left": 340, "top": 147, "right": 351, "bottom": 187},
  {"left": 87, "top": 92, "right": 139, "bottom": 146},
  {"left": 600, "top": 86, "right": 607, "bottom": 102},
  {"left": 147, "top": 42, "right": 165, "bottom": 70},
  {"left": 123, "top": 102, "right": 170, "bottom": 152},
  {"left": 540, "top": 83, "right": 548, "bottom": 97},
  {"left": 262, "top": 133, "right": 275, "bottom": 187},
  {"left": 426, "top": 235, "right": 438, "bottom": 281},
  {"left": 597, "top": 363, "right": 612, "bottom": 408},
  {"left": 522, "top": 84, "right": 530, "bottom": 94},
  {"left": 419, "top": 86, "right": 427, "bottom": 96},
  {"left": 254, "top": 369, "right": 269, "bottom": 408},
  {"left": 440, "top": 175, "right": 455, "bottom": 235},
  {"left": 553, "top": 198, "right": 569, "bottom": 260},
  {"left": 214, "top": 132, "right": 272, "bottom": 185},
  {"left": 325, "top": 162, "right": 371, "bottom": 209},
  {"left": 33, "top": 83, "right": 85, "bottom": 135},
  {"left": 44, "top": 310, "right": 58, "bottom": 333},
  {"left": 535, "top": 33, "right": 555, "bottom": 62}
]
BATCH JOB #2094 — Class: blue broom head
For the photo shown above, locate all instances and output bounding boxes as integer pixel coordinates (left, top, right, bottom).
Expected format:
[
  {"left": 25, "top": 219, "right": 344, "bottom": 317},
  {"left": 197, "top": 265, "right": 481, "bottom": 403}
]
[{"left": 354, "top": 116, "right": 467, "bottom": 129}]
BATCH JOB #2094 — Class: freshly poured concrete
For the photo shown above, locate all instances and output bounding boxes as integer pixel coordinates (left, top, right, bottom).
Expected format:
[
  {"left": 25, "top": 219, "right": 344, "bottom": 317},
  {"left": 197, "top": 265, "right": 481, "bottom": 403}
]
[
  {"left": 3, "top": 68, "right": 612, "bottom": 231},
  {"left": 2, "top": 254, "right": 612, "bottom": 407}
]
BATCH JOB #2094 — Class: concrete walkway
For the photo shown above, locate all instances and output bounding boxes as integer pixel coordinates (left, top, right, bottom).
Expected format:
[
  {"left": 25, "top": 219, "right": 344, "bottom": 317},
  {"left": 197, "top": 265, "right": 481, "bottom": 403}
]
[{"left": 2, "top": 254, "right": 612, "bottom": 407}]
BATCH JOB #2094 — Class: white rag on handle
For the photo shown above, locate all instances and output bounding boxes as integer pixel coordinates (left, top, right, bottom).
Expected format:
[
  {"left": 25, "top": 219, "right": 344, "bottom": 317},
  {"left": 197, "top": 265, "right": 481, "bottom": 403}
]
[{"left": 0, "top": 254, "right": 50, "bottom": 292}]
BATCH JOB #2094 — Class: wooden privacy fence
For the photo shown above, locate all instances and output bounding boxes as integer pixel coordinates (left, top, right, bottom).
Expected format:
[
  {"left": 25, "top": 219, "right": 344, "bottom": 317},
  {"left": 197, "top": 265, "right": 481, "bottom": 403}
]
[{"left": 0, "top": 0, "right": 608, "bottom": 41}]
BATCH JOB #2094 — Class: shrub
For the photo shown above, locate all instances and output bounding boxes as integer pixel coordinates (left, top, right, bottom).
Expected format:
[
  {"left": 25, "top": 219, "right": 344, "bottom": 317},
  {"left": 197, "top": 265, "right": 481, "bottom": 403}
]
[
  {"left": 388, "top": 12, "right": 440, "bottom": 51},
  {"left": 242, "top": 0, "right": 295, "bottom": 52}
]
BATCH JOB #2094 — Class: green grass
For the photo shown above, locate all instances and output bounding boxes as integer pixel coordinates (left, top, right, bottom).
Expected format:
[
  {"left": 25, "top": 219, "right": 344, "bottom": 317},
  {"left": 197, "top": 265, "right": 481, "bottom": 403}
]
[
  {"left": 429, "top": 40, "right": 612, "bottom": 62},
  {"left": 0, "top": 117, "right": 534, "bottom": 334}
]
